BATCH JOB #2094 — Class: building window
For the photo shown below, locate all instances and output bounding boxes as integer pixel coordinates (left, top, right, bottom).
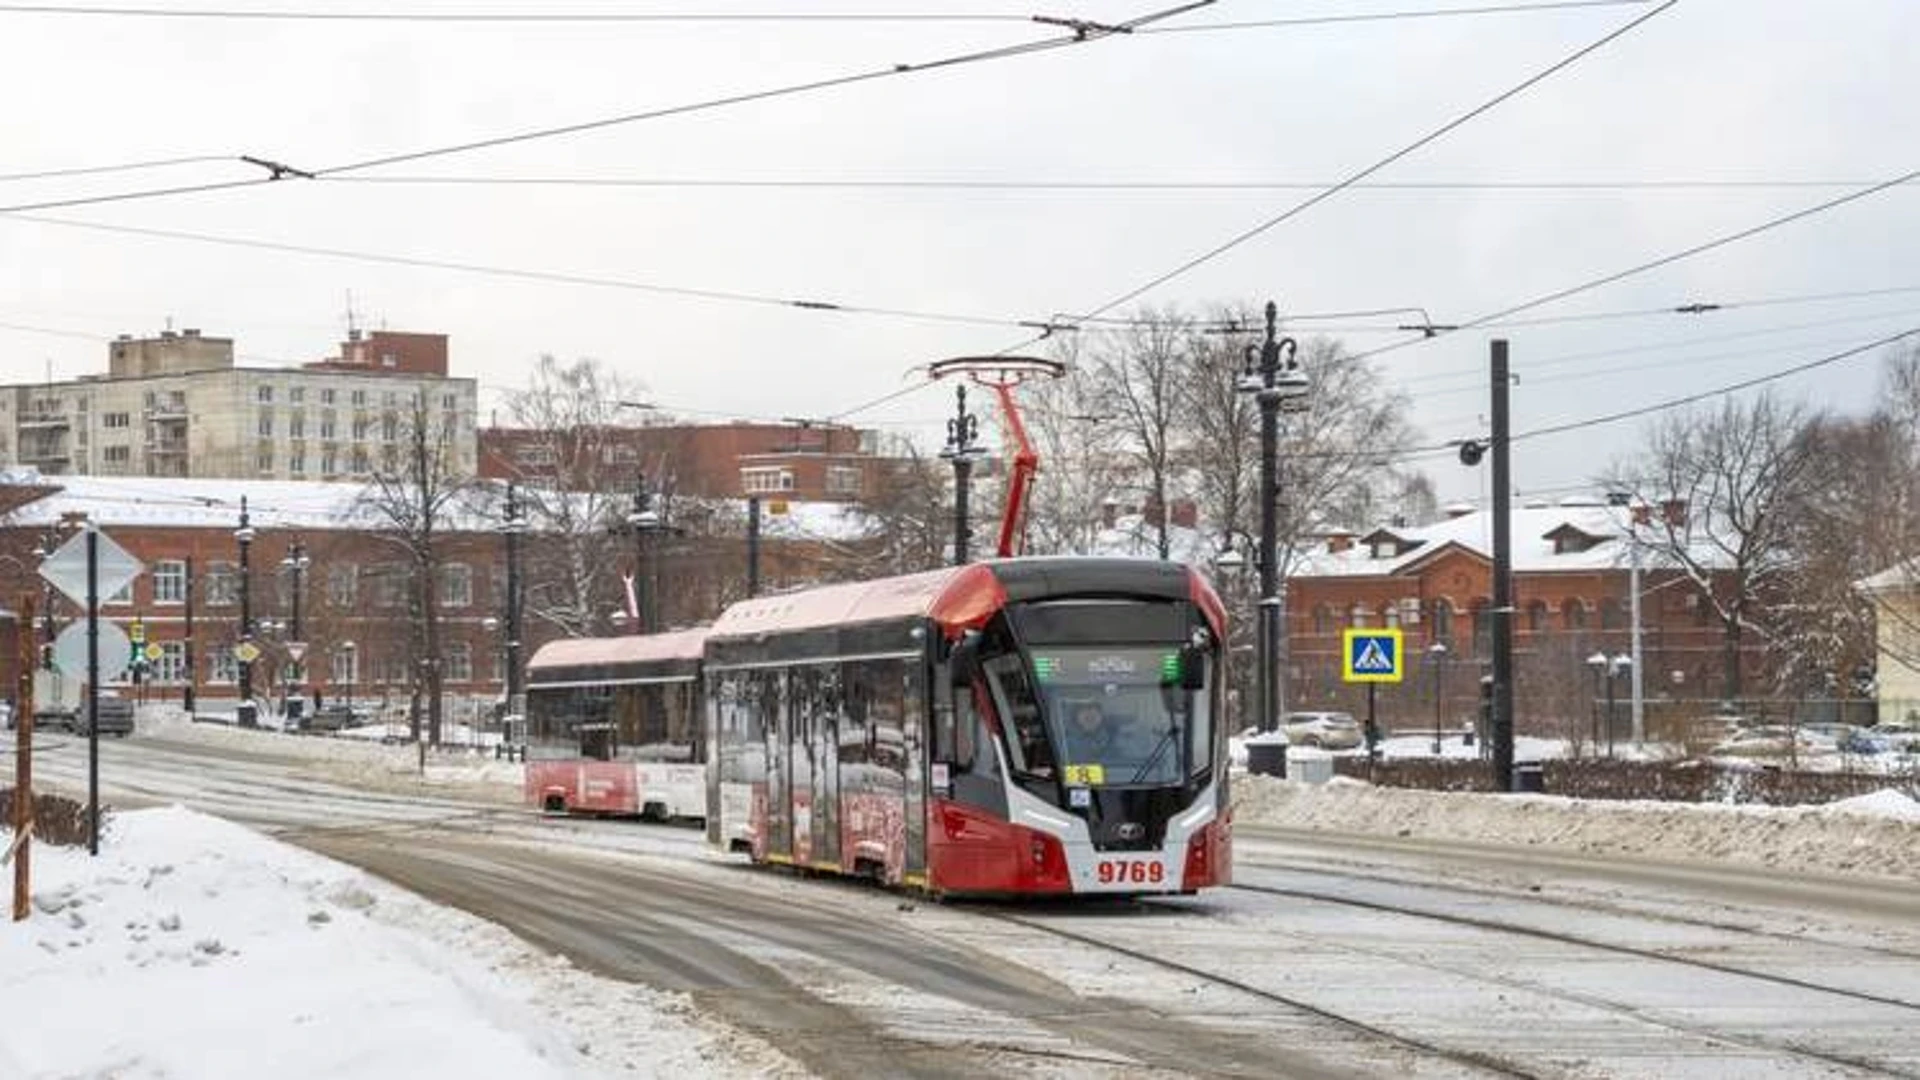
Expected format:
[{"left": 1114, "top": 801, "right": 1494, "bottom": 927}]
[
  {"left": 1383, "top": 603, "right": 1401, "bottom": 629},
  {"left": 380, "top": 445, "right": 397, "bottom": 474},
  {"left": 327, "top": 565, "right": 357, "bottom": 607},
  {"left": 600, "top": 444, "right": 637, "bottom": 465},
  {"left": 102, "top": 411, "right": 131, "bottom": 429},
  {"left": 153, "top": 559, "right": 186, "bottom": 604},
  {"left": 289, "top": 386, "right": 305, "bottom": 404},
  {"left": 351, "top": 389, "right": 367, "bottom": 406},
  {"left": 1430, "top": 599, "right": 1454, "bottom": 643},
  {"left": 1599, "top": 598, "right": 1625, "bottom": 630},
  {"left": 371, "top": 566, "right": 405, "bottom": 609},
  {"left": 441, "top": 394, "right": 456, "bottom": 410},
  {"left": 320, "top": 412, "right": 336, "bottom": 439},
  {"left": 288, "top": 413, "right": 305, "bottom": 439},
  {"left": 103, "top": 445, "right": 131, "bottom": 466},
  {"left": 1471, "top": 599, "right": 1493, "bottom": 656},
  {"left": 205, "top": 562, "right": 239, "bottom": 606},
  {"left": 741, "top": 467, "right": 794, "bottom": 494},
  {"left": 826, "top": 466, "right": 863, "bottom": 496},
  {"left": 446, "top": 642, "right": 472, "bottom": 682},
  {"left": 515, "top": 446, "right": 556, "bottom": 467},
  {"left": 439, "top": 564, "right": 472, "bottom": 608},
  {"left": 1311, "top": 604, "right": 1333, "bottom": 635},
  {"left": 1349, "top": 603, "right": 1370, "bottom": 628},
  {"left": 257, "top": 385, "right": 274, "bottom": 403},
  {"left": 321, "top": 450, "right": 338, "bottom": 475},
  {"left": 256, "top": 447, "right": 274, "bottom": 472},
  {"left": 289, "top": 452, "right": 306, "bottom": 475},
  {"left": 382, "top": 391, "right": 397, "bottom": 407},
  {"left": 1526, "top": 600, "right": 1549, "bottom": 632},
  {"left": 1562, "top": 599, "right": 1586, "bottom": 631},
  {"left": 381, "top": 353, "right": 398, "bottom": 368},
  {"left": 210, "top": 647, "right": 237, "bottom": 684},
  {"left": 257, "top": 409, "right": 273, "bottom": 437},
  {"left": 321, "top": 388, "right": 336, "bottom": 405},
  {"left": 352, "top": 418, "right": 370, "bottom": 440},
  {"left": 351, "top": 448, "right": 369, "bottom": 474},
  {"left": 381, "top": 415, "right": 398, "bottom": 442},
  {"left": 169, "top": 390, "right": 186, "bottom": 409},
  {"left": 330, "top": 648, "right": 357, "bottom": 687},
  {"left": 154, "top": 640, "right": 186, "bottom": 684}
]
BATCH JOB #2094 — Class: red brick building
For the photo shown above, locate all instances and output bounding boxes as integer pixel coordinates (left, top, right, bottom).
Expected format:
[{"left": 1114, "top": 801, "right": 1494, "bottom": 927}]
[
  {"left": 1278, "top": 498, "right": 1763, "bottom": 743},
  {"left": 478, "top": 422, "right": 888, "bottom": 502},
  {"left": 0, "top": 476, "right": 872, "bottom": 728}
]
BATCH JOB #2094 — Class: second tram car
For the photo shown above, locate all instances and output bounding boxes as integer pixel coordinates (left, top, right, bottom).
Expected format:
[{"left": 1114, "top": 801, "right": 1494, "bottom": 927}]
[
  {"left": 524, "top": 629, "right": 708, "bottom": 819},
  {"left": 704, "top": 557, "right": 1231, "bottom": 897}
]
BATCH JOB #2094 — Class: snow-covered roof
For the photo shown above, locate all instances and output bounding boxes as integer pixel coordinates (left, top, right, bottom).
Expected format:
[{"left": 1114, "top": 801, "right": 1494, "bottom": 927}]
[
  {"left": 1290, "top": 503, "right": 1674, "bottom": 579},
  {"left": 1857, "top": 561, "right": 1920, "bottom": 594},
  {"left": 0, "top": 475, "right": 876, "bottom": 542}
]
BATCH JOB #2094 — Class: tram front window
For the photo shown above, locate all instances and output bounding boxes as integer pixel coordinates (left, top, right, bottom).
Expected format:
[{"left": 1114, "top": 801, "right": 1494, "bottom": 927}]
[{"left": 1025, "top": 646, "right": 1198, "bottom": 787}]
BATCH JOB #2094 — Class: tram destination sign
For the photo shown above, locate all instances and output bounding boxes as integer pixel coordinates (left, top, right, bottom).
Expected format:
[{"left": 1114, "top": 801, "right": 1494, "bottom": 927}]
[{"left": 1032, "top": 647, "right": 1185, "bottom": 686}]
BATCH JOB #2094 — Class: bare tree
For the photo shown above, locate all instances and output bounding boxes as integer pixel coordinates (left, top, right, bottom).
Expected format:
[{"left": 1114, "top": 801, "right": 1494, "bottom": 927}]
[
  {"left": 500, "top": 356, "right": 647, "bottom": 638},
  {"left": 1611, "top": 392, "right": 1818, "bottom": 702},
  {"left": 1086, "top": 309, "right": 1191, "bottom": 559},
  {"left": 1020, "top": 339, "right": 1129, "bottom": 555},
  {"left": 357, "top": 391, "right": 472, "bottom": 745},
  {"left": 848, "top": 439, "right": 950, "bottom": 576}
]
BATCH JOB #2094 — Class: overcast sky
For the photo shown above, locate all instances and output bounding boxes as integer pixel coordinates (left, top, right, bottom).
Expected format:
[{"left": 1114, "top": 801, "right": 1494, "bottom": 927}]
[{"left": 3, "top": 0, "right": 1916, "bottom": 507}]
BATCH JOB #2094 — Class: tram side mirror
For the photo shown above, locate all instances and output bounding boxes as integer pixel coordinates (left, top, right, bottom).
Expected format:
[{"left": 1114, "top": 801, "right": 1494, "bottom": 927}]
[
  {"left": 949, "top": 631, "right": 983, "bottom": 689},
  {"left": 1177, "top": 644, "right": 1207, "bottom": 692}
]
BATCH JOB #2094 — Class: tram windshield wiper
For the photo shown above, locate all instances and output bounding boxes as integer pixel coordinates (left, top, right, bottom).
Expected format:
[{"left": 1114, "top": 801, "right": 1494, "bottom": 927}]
[{"left": 1128, "top": 724, "right": 1179, "bottom": 784}]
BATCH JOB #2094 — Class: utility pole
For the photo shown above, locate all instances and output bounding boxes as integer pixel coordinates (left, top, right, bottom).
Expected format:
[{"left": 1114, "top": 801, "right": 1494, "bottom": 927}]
[
  {"left": 1240, "top": 301, "right": 1310, "bottom": 735},
  {"left": 939, "top": 384, "right": 982, "bottom": 566},
  {"left": 626, "top": 475, "right": 662, "bottom": 632},
  {"left": 182, "top": 555, "right": 195, "bottom": 715},
  {"left": 235, "top": 497, "right": 256, "bottom": 728},
  {"left": 86, "top": 523, "right": 99, "bottom": 855},
  {"left": 282, "top": 539, "right": 308, "bottom": 724},
  {"left": 502, "top": 483, "right": 525, "bottom": 732},
  {"left": 746, "top": 495, "right": 762, "bottom": 597},
  {"left": 1489, "top": 340, "right": 1516, "bottom": 790},
  {"left": 1629, "top": 524, "right": 1645, "bottom": 746}
]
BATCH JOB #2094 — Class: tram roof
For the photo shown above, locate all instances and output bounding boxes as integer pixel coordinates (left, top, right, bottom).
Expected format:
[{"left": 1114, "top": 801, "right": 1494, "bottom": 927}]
[
  {"left": 526, "top": 627, "right": 708, "bottom": 685},
  {"left": 707, "top": 557, "right": 1205, "bottom": 643}
]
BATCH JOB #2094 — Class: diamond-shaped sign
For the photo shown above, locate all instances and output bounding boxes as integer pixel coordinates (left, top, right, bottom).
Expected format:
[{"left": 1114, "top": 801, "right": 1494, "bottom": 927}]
[
  {"left": 233, "top": 641, "right": 262, "bottom": 665},
  {"left": 38, "top": 528, "right": 144, "bottom": 608}
]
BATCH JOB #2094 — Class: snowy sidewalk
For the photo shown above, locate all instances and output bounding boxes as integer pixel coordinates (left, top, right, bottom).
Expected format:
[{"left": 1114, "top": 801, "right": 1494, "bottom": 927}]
[{"left": 0, "top": 807, "right": 797, "bottom": 1079}]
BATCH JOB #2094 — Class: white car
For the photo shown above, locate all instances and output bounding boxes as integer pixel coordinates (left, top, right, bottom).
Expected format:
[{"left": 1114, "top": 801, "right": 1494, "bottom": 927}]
[{"left": 1281, "top": 711, "right": 1364, "bottom": 750}]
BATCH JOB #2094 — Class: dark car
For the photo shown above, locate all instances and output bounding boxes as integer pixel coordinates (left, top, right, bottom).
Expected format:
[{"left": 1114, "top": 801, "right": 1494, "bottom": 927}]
[
  {"left": 37, "top": 693, "right": 135, "bottom": 738},
  {"left": 303, "top": 704, "right": 368, "bottom": 734}
]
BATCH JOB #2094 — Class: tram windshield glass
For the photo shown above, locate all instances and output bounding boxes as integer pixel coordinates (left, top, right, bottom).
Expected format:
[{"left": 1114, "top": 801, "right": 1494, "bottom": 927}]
[{"left": 1004, "top": 645, "right": 1205, "bottom": 787}]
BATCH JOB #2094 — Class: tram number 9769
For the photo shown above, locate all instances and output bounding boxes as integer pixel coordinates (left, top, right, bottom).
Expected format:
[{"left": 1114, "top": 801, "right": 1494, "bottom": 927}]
[{"left": 1096, "top": 859, "right": 1166, "bottom": 886}]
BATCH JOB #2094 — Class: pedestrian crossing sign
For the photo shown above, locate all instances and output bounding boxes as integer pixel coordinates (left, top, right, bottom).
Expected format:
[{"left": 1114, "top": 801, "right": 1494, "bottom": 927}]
[{"left": 1342, "top": 627, "right": 1404, "bottom": 684}]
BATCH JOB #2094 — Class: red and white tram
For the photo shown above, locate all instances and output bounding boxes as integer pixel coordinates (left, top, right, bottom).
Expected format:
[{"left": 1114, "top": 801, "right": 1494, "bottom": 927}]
[
  {"left": 704, "top": 557, "right": 1231, "bottom": 897},
  {"left": 523, "top": 629, "right": 708, "bottom": 820}
]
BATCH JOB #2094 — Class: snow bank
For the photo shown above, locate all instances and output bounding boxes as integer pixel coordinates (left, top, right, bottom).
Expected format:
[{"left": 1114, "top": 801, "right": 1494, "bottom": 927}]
[
  {"left": 1233, "top": 775, "right": 1920, "bottom": 882},
  {"left": 0, "top": 807, "right": 798, "bottom": 1079}
]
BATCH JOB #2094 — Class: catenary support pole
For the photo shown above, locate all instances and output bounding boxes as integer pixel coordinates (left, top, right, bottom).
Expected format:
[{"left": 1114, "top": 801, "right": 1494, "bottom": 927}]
[
  {"left": 14, "top": 593, "right": 35, "bottom": 919},
  {"left": 86, "top": 525, "right": 99, "bottom": 856},
  {"left": 1490, "top": 339, "right": 1516, "bottom": 791},
  {"left": 746, "top": 495, "right": 762, "bottom": 597}
]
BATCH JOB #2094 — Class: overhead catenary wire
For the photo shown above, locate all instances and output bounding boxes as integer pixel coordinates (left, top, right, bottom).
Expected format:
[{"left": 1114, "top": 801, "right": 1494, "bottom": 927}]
[
  {"left": 0, "top": 1, "right": 1211, "bottom": 215},
  {"left": 0, "top": 154, "right": 240, "bottom": 183},
  {"left": 1056, "top": 0, "right": 1680, "bottom": 329},
  {"left": 1353, "top": 165, "right": 1920, "bottom": 363},
  {"left": 324, "top": 173, "right": 1920, "bottom": 194}
]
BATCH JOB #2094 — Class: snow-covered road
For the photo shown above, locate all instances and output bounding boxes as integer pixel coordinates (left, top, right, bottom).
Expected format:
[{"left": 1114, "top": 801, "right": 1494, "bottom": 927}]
[{"left": 12, "top": 722, "right": 1920, "bottom": 1078}]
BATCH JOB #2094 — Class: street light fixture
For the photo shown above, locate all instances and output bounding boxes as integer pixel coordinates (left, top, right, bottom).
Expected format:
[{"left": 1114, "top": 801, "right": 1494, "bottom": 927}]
[
  {"left": 1429, "top": 640, "right": 1450, "bottom": 756},
  {"left": 233, "top": 497, "right": 257, "bottom": 728},
  {"left": 1238, "top": 301, "right": 1310, "bottom": 739}
]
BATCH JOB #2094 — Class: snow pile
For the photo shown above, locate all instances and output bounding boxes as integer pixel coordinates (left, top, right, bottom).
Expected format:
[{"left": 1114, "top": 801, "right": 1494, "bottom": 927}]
[
  {"left": 1233, "top": 775, "right": 1920, "bottom": 882},
  {"left": 0, "top": 807, "right": 797, "bottom": 1079}
]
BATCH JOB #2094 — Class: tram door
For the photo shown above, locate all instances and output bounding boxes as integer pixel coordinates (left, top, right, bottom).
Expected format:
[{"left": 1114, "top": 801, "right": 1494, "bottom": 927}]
[
  {"left": 788, "top": 669, "right": 815, "bottom": 864},
  {"left": 810, "top": 665, "right": 840, "bottom": 869},
  {"left": 762, "top": 670, "right": 791, "bottom": 859}
]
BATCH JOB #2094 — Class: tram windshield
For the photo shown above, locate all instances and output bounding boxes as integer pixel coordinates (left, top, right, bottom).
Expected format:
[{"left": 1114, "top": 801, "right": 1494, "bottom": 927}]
[{"left": 990, "top": 645, "right": 1206, "bottom": 787}]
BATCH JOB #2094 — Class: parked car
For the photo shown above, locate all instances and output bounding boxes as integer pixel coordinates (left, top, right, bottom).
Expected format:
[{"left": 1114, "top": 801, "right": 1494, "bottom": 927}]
[
  {"left": 1281, "top": 711, "right": 1363, "bottom": 750},
  {"left": 302, "top": 704, "right": 370, "bottom": 734},
  {"left": 1865, "top": 722, "right": 1920, "bottom": 753},
  {"left": 1711, "top": 725, "right": 1813, "bottom": 758},
  {"left": 34, "top": 692, "right": 134, "bottom": 738}
]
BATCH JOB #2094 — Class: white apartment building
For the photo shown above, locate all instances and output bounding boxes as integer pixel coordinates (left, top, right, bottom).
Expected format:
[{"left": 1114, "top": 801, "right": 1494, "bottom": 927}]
[{"left": 0, "top": 327, "right": 477, "bottom": 481}]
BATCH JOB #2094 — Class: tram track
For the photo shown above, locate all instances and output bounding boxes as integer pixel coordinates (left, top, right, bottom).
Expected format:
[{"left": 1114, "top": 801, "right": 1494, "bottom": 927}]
[
  {"left": 1235, "top": 854, "right": 1920, "bottom": 965},
  {"left": 1229, "top": 872, "right": 1920, "bottom": 1008}
]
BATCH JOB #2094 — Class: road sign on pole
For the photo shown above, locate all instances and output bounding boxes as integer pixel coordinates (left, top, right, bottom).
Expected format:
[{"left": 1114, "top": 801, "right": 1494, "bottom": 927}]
[
  {"left": 54, "top": 621, "right": 131, "bottom": 684},
  {"left": 1342, "top": 628, "right": 1405, "bottom": 684},
  {"left": 232, "top": 641, "right": 261, "bottom": 665},
  {"left": 284, "top": 641, "right": 307, "bottom": 664},
  {"left": 38, "top": 529, "right": 142, "bottom": 608}
]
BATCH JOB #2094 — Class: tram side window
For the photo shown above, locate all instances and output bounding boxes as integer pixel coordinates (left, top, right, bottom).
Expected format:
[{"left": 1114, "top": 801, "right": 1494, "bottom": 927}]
[{"left": 985, "top": 654, "right": 1054, "bottom": 778}]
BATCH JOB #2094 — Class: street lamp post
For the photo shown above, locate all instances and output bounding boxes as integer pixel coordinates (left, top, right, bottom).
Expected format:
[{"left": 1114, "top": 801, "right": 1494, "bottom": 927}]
[
  {"left": 938, "top": 383, "right": 983, "bottom": 566},
  {"left": 627, "top": 475, "right": 665, "bottom": 633},
  {"left": 340, "top": 640, "right": 356, "bottom": 716},
  {"left": 1239, "top": 300, "right": 1310, "bottom": 736},
  {"left": 1429, "top": 640, "right": 1450, "bottom": 756},
  {"left": 1607, "top": 653, "right": 1631, "bottom": 757},
  {"left": 1586, "top": 651, "right": 1607, "bottom": 753},
  {"left": 500, "top": 482, "right": 526, "bottom": 744},
  {"left": 280, "top": 539, "right": 309, "bottom": 724},
  {"left": 234, "top": 497, "right": 257, "bottom": 728}
]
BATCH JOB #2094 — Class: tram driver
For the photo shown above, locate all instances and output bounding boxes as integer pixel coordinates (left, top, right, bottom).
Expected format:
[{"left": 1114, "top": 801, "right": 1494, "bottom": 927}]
[{"left": 1061, "top": 699, "right": 1118, "bottom": 762}]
